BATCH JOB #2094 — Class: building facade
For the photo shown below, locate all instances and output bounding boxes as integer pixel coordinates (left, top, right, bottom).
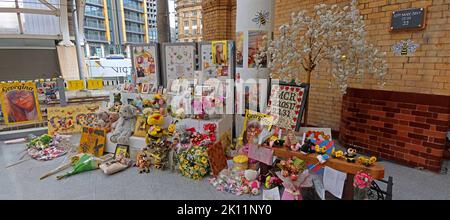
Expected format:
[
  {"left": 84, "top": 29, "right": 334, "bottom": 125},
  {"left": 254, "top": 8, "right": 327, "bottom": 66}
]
[
  {"left": 147, "top": 0, "right": 157, "bottom": 42},
  {"left": 84, "top": 0, "right": 151, "bottom": 58},
  {"left": 176, "top": 0, "right": 202, "bottom": 42}
]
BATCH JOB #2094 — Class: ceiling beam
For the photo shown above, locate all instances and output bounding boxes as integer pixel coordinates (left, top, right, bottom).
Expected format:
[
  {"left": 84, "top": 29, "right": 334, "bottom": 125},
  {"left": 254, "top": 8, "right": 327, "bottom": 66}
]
[
  {"left": 38, "top": 0, "right": 58, "bottom": 11},
  {"left": 0, "top": 8, "right": 60, "bottom": 16}
]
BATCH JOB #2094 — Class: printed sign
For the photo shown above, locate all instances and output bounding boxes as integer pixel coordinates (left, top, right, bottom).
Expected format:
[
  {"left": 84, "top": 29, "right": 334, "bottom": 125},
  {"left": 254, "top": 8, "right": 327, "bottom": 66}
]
[
  {"left": 268, "top": 82, "right": 309, "bottom": 131},
  {"left": 132, "top": 45, "right": 158, "bottom": 84},
  {"left": 0, "top": 81, "right": 42, "bottom": 124},
  {"left": 391, "top": 8, "right": 426, "bottom": 31},
  {"left": 87, "top": 79, "right": 104, "bottom": 90},
  {"left": 67, "top": 80, "right": 85, "bottom": 91}
]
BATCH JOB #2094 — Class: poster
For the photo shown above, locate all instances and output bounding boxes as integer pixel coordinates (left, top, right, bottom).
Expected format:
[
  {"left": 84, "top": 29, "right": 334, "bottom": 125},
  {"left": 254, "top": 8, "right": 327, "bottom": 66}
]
[
  {"left": 201, "top": 44, "right": 230, "bottom": 79},
  {"left": 79, "top": 126, "right": 107, "bottom": 157},
  {"left": 67, "top": 80, "right": 86, "bottom": 91},
  {"left": 47, "top": 103, "right": 101, "bottom": 135},
  {"left": 248, "top": 31, "right": 267, "bottom": 68},
  {"left": 212, "top": 41, "right": 228, "bottom": 65},
  {"left": 165, "top": 45, "right": 195, "bottom": 80},
  {"left": 133, "top": 45, "right": 158, "bottom": 84},
  {"left": 87, "top": 79, "right": 104, "bottom": 90},
  {"left": 236, "top": 32, "right": 244, "bottom": 67},
  {"left": 239, "top": 109, "right": 274, "bottom": 146},
  {"left": 0, "top": 82, "right": 42, "bottom": 124},
  {"left": 37, "top": 80, "right": 59, "bottom": 103},
  {"left": 268, "top": 83, "right": 309, "bottom": 131}
]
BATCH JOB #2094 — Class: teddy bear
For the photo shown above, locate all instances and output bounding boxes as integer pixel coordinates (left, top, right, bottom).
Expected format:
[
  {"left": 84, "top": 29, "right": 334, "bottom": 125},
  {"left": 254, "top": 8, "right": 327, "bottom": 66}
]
[{"left": 110, "top": 105, "right": 137, "bottom": 144}]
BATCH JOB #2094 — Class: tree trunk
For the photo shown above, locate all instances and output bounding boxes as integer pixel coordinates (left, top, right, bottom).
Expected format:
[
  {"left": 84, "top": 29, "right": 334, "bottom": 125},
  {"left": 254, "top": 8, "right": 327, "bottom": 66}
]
[
  {"left": 157, "top": 0, "right": 171, "bottom": 43},
  {"left": 303, "top": 70, "right": 312, "bottom": 126}
]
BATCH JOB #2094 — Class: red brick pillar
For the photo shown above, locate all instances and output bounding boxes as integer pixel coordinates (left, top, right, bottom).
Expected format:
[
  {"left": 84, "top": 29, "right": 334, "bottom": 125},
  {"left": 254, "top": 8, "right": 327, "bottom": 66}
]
[{"left": 202, "top": 0, "right": 237, "bottom": 41}]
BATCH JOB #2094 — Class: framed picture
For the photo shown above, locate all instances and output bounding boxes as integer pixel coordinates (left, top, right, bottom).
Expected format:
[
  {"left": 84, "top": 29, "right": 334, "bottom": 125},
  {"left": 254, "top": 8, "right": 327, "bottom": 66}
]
[
  {"left": 268, "top": 80, "right": 310, "bottom": 131},
  {"left": 157, "top": 86, "right": 164, "bottom": 94},
  {"left": 141, "top": 83, "right": 150, "bottom": 94},
  {"left": 79, "top": 126, "right": 107, "bottom": 157},
  {"left": 114, "top": 144, "right": 130, "bottom": 159}
]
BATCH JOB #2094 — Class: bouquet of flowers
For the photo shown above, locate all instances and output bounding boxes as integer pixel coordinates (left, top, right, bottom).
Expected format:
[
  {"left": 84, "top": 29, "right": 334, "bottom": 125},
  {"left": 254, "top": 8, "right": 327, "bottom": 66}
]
[
  {"left": 177, "top": 145, "right": 210, "bottom": 180},
  {"left": 56, "top": 154, "right": 102, "bottom": 180},
  {"left": 353, "top": 171, "right": 374, "bottom": 200}
]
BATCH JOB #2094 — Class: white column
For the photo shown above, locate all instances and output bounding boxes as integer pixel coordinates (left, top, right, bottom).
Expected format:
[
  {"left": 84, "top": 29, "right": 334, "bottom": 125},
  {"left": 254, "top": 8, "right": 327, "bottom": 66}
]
[
  {"left": 85, "top": 42, "right": 90, "bottom": 57},
  {"left": 235, "top": 0, "right": 274, "bottom": 134},
  {"left": 58, "top": 0, "right": 74, "bottom": 46},
  {"left": 101, "top": 44, "right": 105, "bottom": 57}
]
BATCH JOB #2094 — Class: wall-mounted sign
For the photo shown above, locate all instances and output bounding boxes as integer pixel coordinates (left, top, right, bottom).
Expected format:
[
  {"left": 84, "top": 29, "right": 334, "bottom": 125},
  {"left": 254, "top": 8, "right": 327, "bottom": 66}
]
[{"left": 391, "top": 8, "right": 426, "bottom": 31}]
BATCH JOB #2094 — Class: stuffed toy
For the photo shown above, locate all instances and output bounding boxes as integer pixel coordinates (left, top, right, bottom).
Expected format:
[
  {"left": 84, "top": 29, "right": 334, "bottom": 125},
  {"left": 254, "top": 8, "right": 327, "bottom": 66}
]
[
  {"left": 109, "top": 112, "right": 120, "bottom": 130},
  {"left": 109, "top": 93, "right": 122, "bottom": 113},
  {"left": 345, "top": 148, "right": 357, "bottom": 163},
  {"left": 146, "top": 111, "right": 165, "bottom": 145},
  {"left": 135, "top": 151, "right": 150, "bottom": 174},
  {"left": 110, "top": 105, "right": 137, "bottom": 144},
  {"left": 241, "top": 169, "right": 261, "bottom": 195},
  {"left": 99, "top": 151, "right": 131, "bottom": 175}
]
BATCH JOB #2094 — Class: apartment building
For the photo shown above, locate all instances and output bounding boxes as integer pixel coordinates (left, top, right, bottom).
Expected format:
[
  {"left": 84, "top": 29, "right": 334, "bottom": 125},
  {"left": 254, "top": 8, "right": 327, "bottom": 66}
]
[
  {"left": 84, "top": 0, "right": 151, "bottom": 57},
  {"left": 176, "top": 0, "right": 202, "bottom": 42}
]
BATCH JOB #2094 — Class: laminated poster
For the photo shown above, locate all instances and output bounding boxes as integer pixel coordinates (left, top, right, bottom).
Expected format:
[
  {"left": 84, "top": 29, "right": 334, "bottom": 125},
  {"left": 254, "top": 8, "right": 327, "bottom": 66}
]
[
  {"left": 0, "top": 81, "right": 42, "bottom": 124},
  {"left": 165, "top": 45, "right": 195, "bottom": 80},
  {"left": 133, "top": 45, "right": 158, "bottom": 84},
  {"left": 47, "top": 103, "right": 101, "bottom": 135}
]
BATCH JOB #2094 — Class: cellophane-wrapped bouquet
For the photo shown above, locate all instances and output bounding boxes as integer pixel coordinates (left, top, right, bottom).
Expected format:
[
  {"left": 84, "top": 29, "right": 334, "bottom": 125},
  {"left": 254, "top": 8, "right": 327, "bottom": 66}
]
[{"left": 177, "top": 145, "right": 210, "bottom": 180}]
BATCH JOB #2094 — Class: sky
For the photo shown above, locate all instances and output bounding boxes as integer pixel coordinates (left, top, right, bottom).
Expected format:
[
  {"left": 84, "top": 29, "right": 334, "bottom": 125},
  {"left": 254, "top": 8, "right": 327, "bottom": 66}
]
[{"left": 169, "top": 0, "right": 176, "bottom": 28}]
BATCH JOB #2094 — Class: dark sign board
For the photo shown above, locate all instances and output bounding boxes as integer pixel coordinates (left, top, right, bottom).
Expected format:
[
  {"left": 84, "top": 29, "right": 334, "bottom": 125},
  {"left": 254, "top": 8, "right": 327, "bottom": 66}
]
[{"left": 391, "top": 8, "right": 426, "bottom": 31}]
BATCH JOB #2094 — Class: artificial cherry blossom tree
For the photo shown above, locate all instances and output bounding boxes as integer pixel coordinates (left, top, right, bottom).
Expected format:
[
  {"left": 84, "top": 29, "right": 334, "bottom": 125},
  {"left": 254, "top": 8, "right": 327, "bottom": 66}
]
[{"left": 256, "top": 0, "right": 388, "bottom": 94}]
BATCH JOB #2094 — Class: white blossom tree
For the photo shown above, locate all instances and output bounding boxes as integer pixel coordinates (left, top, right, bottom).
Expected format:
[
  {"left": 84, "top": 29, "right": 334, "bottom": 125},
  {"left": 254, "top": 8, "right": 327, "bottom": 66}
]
[{"left": 256, "top": 0, "right": 387, "bottom": 94}]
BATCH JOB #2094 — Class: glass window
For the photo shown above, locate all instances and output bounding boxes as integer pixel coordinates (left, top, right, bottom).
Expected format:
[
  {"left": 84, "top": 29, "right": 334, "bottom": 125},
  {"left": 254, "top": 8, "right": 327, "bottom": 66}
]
[{"left": 0, "top": 13, "right": 20, "bottom": 34}]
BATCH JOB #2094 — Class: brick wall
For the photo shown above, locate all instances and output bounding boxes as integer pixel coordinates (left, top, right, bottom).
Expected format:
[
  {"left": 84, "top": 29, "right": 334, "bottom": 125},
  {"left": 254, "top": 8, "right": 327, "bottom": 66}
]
[
  {"left": 202, "top": 0, "right": 237, "bottom": 41},
  {"left": 273, "top": 0, "right": 450, "bottom": 131},
  {"left": 340, "top": 88, "right": 450, "bottom": 171}
]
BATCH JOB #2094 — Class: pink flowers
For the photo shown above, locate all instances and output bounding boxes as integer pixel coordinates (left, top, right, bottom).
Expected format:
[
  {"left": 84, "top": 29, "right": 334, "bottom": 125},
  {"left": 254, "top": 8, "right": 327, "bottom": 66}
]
[{"left": 353, "top": 171, "right": 373, "bottom": 189}]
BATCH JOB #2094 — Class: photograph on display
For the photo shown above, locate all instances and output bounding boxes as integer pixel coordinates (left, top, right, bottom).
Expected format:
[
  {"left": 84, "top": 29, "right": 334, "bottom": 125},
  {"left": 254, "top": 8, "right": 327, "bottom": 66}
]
[
  {"left": 0, "top": 82, "right": 42, "bottom": 124},
  {"left": 212, "top": 41, "right": 228, "bottom": 65},
  {"left": 165, "top": 45, "right": 195, "bottom": 80},
  {"left": 236, "top": 32, "right": 244, "bottom": 67},
  {"left": 141, "top": 83, "right": 150, "bottom": 94},
  {"left": 248, "top": 31, "right": 268, "bottom": 68},
  {"left": 133, "top": 45, "right": 158, "bottom": 83}
]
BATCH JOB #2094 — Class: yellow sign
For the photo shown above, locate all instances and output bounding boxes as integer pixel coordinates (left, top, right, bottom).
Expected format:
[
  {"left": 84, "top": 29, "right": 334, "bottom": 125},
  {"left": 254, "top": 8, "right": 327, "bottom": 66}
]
[
  {"left": 0, "top": 81, "right": 42, "bottom": 124},
  {"left": 67, "top": 80, "right": 85, "bottom": 91},
  {"left": 79, "top": 126, "right": 107, "bottom": 157},
  {"left": 87, "top": 79, "right": 104, "bottom": 90},
  {"left": 47, "top": 103, "right": 101, "bottom": 135}
]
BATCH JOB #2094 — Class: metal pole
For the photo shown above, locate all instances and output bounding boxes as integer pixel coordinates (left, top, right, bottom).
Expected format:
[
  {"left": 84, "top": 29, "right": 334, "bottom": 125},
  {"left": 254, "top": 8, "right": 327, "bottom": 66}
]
[{"left": 72, "top": 0, "right": 85, "bottom": 80}]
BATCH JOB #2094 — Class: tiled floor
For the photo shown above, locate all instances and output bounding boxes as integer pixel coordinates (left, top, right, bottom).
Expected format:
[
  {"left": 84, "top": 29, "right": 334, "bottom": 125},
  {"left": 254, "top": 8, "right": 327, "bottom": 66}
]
[{"left": 1, "top": 137, "right": 449, "bottom": 200}]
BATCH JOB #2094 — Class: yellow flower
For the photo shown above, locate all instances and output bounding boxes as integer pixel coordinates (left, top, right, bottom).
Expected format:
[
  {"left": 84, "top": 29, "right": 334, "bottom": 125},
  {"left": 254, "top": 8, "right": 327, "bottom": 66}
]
[
  {"left": 183, "top": 160, "right": 188, "bottom": 165},
  {"left": 201, "top": 157, "right": 208, "bottom": 164},
  {"left": 200, "top": 168, "right": 206, "bottom": 175},
  {"left": 193, "top": 173, "right": 199, "bottom": 179},
  {"left": 194, "top": 165, "right": 200, "bottom": 170}
]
